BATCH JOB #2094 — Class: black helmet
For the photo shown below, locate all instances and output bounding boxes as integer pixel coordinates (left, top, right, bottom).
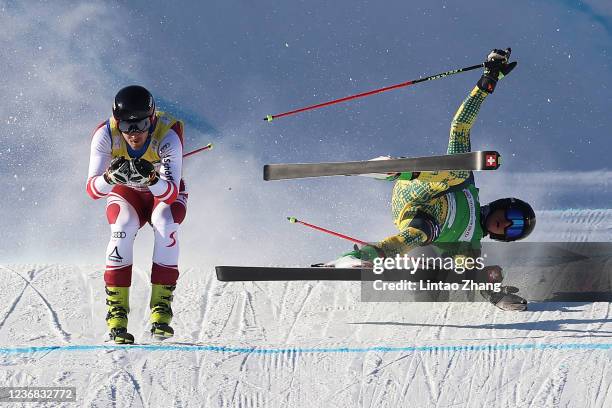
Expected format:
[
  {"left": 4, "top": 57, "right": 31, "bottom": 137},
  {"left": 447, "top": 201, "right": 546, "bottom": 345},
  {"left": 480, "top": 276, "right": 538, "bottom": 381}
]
[
  {"left": 482, "top": 197, "right": 536, "bottom": 242},
  {"left": 112, "top": 85, "right": 155, "bottom": 121}
]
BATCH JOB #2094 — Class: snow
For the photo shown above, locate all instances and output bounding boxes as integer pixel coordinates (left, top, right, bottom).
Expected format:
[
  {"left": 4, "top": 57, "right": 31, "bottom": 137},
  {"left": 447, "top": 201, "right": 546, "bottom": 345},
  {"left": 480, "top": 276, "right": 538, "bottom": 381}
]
[{"left": 2, "top": 255, "right": 612, "bottom": 406}]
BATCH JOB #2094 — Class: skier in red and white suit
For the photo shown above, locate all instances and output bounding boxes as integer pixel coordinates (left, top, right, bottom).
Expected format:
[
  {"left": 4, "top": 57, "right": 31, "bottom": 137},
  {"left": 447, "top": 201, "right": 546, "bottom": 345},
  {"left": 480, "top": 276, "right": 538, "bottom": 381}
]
[{"left": 86, "top": 85, "right": 186, "bottom": 343}]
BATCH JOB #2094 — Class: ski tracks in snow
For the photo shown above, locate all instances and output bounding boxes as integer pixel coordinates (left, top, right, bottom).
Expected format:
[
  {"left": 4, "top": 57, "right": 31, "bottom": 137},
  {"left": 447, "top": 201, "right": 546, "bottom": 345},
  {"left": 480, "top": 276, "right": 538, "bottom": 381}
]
[
  {"left": 83, "top": 361, "right": 147, "bottom": 408},
  {"left": 0, "top": 264, "right": 71, "bottom": 343},
  {"left": 278, "top": 282, "right": 315, "bottom": 344},
  {"left": 4, "top": 264, "right": 612, "bottom": 406}
]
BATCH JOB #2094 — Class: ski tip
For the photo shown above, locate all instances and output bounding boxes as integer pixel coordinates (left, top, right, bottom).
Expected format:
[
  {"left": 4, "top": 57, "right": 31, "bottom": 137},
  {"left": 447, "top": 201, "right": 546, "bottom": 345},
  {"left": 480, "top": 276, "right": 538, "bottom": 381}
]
[
  {"left": 263, "top": 165, "right": 271, "bottom": 181},
  {"left": 263, "top": 115, "right": 274, "bottom": 122},
  {"left": 215, "top": 266, "right": 228, "bottom": 281},
  {"left": 287, "top": 216, "right": 297, "bottom": 223}
]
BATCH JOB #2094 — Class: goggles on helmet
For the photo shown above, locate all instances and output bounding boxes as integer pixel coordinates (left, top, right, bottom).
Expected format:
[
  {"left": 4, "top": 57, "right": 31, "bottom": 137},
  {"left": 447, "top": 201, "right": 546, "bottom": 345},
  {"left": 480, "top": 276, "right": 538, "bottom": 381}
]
[
  {"left": 118, "top": 117, "right": 151, "bottom": 133},
  {"left": 502, "top": 207, "right": 528, "bottom": 240},
  {"left": 485, "top": 197, "right": 535, "bottom": 242}
]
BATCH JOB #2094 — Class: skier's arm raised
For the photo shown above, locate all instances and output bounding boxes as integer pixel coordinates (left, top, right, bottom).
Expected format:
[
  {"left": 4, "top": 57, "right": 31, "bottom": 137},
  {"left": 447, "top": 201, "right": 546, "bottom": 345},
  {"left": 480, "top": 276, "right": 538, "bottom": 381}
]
[
  {"left": 447, "top": 87, "right": 487, "bottom": 156},
  {"left": 449, "top": 48, "right": 517, "bottom": 155}
]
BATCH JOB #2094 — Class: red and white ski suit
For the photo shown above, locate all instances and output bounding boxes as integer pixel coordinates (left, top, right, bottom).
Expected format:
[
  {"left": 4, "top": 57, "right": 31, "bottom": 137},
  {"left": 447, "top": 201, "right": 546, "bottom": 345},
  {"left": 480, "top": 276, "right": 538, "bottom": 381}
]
[{"left": 86, "top": 116, "right": 187, "bottom": 288}]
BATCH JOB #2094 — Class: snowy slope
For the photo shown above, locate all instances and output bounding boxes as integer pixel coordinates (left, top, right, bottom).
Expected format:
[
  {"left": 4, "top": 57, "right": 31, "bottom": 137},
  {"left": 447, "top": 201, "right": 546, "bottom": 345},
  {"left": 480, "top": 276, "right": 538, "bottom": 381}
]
[{"left": 2, "top": 248, "right": 612, "bottom": 407}]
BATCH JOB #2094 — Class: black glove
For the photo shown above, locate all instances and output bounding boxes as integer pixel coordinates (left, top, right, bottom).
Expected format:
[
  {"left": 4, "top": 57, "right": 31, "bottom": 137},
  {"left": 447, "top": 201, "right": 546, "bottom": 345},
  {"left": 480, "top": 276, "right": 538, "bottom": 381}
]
[
  {"left": 104, "top": 157, "right": 131, "bottom": 185},
  {"left": 476, "top": 48, "right": 517, "bottom": 93},
  {"left": 129, "top": 158, "right": 159, "bottom": 186},
  {"left": 473, "top": 265, "right": 504, "bottom": 284}
]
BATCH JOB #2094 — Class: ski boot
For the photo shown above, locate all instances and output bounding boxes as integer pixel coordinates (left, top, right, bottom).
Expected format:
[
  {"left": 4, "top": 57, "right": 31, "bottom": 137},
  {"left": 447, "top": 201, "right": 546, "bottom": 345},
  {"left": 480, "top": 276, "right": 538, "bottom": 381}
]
[
  {"left": 105, "top": 286, "right": 134, "bottom": 344},
  {"left": 109, "top": 327, "right": 135, "bottom": 344},
  {"left": 150, "top": 284, "right": 175, "bottom": 338}
]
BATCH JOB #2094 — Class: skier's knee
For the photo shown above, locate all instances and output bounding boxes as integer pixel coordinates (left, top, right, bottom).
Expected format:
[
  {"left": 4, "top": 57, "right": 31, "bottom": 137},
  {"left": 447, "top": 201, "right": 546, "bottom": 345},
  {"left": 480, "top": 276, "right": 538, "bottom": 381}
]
[
  {"left": 153, "top": 225, "right": 179, "bottom": 250},
  {"left": 151, "top": 200, "right": 187, "bottom": 226},
  {"left": 106, "top": 201, "right": 144, "bottom": 228}
]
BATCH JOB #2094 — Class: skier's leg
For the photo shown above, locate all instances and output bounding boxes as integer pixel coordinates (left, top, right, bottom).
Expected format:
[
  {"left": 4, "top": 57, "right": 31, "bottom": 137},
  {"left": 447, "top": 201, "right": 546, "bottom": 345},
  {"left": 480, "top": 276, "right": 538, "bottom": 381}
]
[
  {"left": 374, "top": 211, "right": 433, "bottom": 260},
  {"left": 104, "top": 185, "right": 148, "bottom": 343},
  {"left": 149, "top": 190, "right": 187, "bottom": 337},
  {"left": 324, "top": 216, "right": 429, "bottom": 267}
]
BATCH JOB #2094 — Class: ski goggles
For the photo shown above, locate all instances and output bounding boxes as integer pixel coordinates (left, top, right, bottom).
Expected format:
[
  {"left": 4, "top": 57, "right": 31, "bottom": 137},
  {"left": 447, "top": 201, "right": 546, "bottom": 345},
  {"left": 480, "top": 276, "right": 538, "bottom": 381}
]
[
  {"left": 503, "top": 208, "right": 527, "bottom": 239},
  {"left": 118, "top": 117, "right": 151, "bottom": 133}
]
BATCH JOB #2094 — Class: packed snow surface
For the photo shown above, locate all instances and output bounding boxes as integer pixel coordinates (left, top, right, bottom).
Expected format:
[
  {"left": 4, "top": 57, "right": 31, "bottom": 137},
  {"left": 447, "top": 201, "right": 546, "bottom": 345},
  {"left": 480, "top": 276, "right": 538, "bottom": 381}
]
[{"left": 2, "top": 255, "right": 612, "bottom": 406}]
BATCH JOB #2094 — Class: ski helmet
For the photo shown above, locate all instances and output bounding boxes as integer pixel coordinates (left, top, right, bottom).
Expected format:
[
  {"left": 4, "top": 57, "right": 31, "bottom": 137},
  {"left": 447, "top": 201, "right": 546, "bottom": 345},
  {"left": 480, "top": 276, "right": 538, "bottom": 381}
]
[
  {"left": 112, "top": 85, "right": 155, "bottom": 122},
  {"left": 482, "top": 197, "right": 536, "bottom": 242}
]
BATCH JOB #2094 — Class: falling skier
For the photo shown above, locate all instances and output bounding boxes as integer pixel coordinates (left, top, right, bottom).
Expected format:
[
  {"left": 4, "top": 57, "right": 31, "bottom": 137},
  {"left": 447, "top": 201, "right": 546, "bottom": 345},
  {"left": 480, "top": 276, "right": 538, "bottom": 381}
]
[
  {"left": 326, "top": 49, "right": 536, "bottom": 311},
  {"left": 86, "top": 85, "right": 187, "bottom": 343}
]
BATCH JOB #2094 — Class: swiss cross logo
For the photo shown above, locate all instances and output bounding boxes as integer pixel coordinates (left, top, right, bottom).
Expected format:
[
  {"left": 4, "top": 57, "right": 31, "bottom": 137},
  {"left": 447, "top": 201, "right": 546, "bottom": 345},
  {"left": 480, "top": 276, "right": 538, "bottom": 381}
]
[{"left": 486, "top": 154, "right": 497, "bottom": 168}]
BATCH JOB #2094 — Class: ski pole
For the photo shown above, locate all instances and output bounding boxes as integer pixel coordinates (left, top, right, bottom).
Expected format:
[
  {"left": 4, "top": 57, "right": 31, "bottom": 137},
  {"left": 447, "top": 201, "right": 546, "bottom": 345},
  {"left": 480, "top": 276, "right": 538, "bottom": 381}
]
[
  {"left": 264, "top": 63, "right": 484, "bottom": 122},
  {"left": 183, "top": 143, "right": 213, "bottom": 158},
  {"left": 287, "top": 216, "right": 369, "bottom": 246}
]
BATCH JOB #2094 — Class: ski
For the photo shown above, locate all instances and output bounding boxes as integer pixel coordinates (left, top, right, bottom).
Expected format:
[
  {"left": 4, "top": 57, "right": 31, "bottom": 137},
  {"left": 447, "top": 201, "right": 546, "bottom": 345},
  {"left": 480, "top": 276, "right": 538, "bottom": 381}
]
[
  {"left": 263, "top": 151, "right": 501, "bottom": 181},
  {"left": 215, "top": 265, "right": 432, "bottom": 281},
  {"left": 216, "top": 266, "right": 367, "bottom": 281}
]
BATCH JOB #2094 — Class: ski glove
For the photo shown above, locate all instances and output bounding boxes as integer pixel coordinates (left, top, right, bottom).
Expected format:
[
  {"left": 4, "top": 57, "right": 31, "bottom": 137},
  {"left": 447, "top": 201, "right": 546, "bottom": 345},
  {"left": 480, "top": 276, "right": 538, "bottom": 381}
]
[
  {"left": 342, "top": 244, "right": 386, "bottom": 262},
  {"left": 477, "top": 48, "right": 517, "bottom": 94},
  {"left": 104, "top": 157, "right": 131, "bottom": 185},
  {"left": 129, "top": 158, "right": 159, "bottom": 186}
]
